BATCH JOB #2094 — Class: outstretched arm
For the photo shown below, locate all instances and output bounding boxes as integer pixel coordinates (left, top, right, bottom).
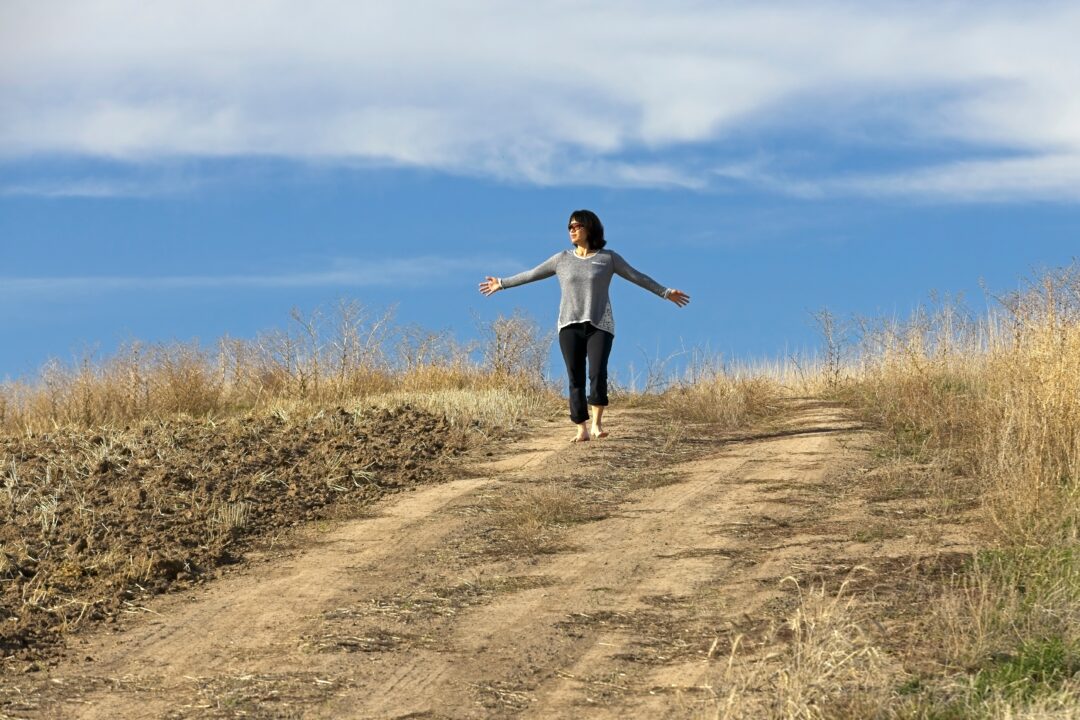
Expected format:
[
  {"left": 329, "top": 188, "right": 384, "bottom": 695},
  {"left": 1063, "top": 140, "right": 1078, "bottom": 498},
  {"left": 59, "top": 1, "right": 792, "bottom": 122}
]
[
  {"left": 612, "top": 252, "right": 691, "bottom": 307},
  {"left": 478, "top": 253, "right": 559, "bottom": 297}
]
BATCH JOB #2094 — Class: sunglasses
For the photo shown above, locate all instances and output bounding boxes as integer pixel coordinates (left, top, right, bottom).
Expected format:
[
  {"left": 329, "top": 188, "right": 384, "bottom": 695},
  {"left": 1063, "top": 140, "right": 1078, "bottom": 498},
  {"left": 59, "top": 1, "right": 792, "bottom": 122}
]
[{"left": 568, "top": 222, "right": 585, "bottom": 232}]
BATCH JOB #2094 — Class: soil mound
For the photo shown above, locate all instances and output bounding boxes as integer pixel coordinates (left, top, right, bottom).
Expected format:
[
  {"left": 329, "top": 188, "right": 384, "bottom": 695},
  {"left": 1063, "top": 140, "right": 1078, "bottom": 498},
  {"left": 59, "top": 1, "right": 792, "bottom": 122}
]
[{"left": 0, "top": 404, "right": 466, "bottom": 669}]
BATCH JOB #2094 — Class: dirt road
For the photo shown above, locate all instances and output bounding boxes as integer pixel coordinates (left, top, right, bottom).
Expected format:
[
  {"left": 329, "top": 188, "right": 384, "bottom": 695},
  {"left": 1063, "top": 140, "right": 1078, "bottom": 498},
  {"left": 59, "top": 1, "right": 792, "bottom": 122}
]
[{"left": 3, "top": 400, "right": 975, "bottom": 719}]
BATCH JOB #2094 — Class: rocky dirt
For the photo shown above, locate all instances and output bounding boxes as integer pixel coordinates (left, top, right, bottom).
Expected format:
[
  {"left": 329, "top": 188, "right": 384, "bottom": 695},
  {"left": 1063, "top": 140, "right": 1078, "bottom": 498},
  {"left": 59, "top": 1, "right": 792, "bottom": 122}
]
[
  {"left": 1, "top": 405, "right": 468, "bottom": 669},
  {"left": 0, "top": 399, "right": 978, "bottom": 719}
]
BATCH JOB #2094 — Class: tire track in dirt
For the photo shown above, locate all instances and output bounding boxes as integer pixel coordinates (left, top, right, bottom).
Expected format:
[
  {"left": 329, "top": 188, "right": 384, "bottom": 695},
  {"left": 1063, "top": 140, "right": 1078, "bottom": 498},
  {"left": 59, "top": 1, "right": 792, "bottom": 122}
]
[
  {"left": 4, "top": 421, "right": 571, "bottom": 719},
  {"left": 520, "top": 405, "right": 862, "bottom": 718},
  {"left": 7, "top": 401, "right": 976, "bottom": 719}
]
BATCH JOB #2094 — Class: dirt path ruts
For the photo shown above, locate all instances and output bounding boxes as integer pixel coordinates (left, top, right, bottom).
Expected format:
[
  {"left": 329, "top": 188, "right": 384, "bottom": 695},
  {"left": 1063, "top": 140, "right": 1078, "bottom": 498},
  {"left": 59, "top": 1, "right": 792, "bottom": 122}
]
[{"left": 6, "top": 400, "right": 975, "bottom": 719}]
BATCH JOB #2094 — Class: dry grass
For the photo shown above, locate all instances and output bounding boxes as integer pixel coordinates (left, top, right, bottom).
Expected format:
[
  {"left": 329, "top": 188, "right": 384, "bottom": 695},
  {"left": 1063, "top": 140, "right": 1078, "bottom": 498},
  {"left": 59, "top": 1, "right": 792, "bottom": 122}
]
[
  {"left": 706, "top": 572, "right": 1080, "bottom": 719},
  {"left": 363, "top": 387, "right": 559, "bottom": 429},
  {"left": 844, "top": 273, "right": 1080, "bottom": 546},
  {"left": 662, "top": 372, "right": 784, "bottom": 428},
  {"left": 0, "top": 302, "right": 559, "bottom": 434},
  {"left": 692, "top": 266, "right": 1080, "bottom": 717},
  {"left": 816, "top": 267, "right": 1080, "bottom": 714},
  {"left": 705, "top": 577, "right": 894, "bottom": 720},
  {"left": 483, "top": 483, "right": 607, "bottom": 555},
  {"left": 620, "top": 345, "right": 785, "bottom": 428}
]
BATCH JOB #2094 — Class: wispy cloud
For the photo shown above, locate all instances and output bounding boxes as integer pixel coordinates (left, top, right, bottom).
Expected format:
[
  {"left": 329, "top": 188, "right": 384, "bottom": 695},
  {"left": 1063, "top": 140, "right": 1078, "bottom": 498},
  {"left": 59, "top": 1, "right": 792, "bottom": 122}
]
[
  {"left": 712, "top": 153, "right": 1080, "bottom": 203},
  {"left": 3, "top": 1, "right": 1080, "bottom": 199},
  {"left": 0, "top": 256, "right": 512, "bottom": 296},
  {"left": 832, "top": 154, "right": 1080, "bottom": 203},
  {"left": 0, "top": 177, "right": 198, "bottom": 198}
]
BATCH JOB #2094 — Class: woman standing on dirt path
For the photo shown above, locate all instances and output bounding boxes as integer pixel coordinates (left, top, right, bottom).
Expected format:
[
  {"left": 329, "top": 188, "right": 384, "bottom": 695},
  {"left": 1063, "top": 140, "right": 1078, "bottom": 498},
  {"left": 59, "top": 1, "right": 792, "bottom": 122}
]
[{"left": 479, "top": 210, "right": 690, "bottom": 443}]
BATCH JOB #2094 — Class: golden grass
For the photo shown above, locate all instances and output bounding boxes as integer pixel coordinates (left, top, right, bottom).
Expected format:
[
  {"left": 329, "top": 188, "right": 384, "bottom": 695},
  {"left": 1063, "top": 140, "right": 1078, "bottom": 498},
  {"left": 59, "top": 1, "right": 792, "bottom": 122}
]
[
  {"left": 9, "top": 272, "right": 1080, "bottom": 714},
  {"left": 690, "top": 267, "right": 1080, "bottom": 717},
  {"left": 706, "top": 577, "right": 893, "bottom": 720},
  {"left": 844, "top": 274, "right": 1080, "bottom": 546},
  {"left": 363, "top": 388, "right": 560, "bottom": 429},
  {"left": 0, "top": 304, "right": 558, "bottom": 434},
  {"left": 822, "top": 268, "right": 1080, "bottom": 714},
  {"left": 644, "top": 349, "right": 791, "bottom": 429},
  {"left": 485, "top": 483, "right": 606, "bottom": 556},
  {"left": 662, "top": 372, "right": 784, "bottom": 428}
]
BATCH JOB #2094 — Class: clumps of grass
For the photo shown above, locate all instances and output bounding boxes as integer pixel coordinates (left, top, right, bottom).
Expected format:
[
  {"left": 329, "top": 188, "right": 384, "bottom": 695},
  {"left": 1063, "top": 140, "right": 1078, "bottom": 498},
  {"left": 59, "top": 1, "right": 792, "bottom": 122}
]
[
  {"left": 849, "top": 523, "right": 907, "bottom": 544},
  {"left": 973, "top": 637, "right": 1080, "bottom": 704},
  {"left": 364, "top": 388, "right": 560, "bottom": 431},
  {"left": 933, "top": 547, "right": 1080, "bottom": 683},
  {"left": 768, "top": 582, "right": 890, "bottom": 718},
  {"left": 661, "top": 366, "right": 783, "bottom": 429},
  {"left": 338, "top": 575, "right": 554, "bottom": 624},
  {"left": 208, "top": 500, "right": 250, "bottom": 542},
  {"left": 0, "top": 302, "right": 557, "bottom": 434},
  {"left": 862, "top": 458, "right": 928, "bottom": 492},
  {"left": 812, "top": 265, "right": 1080, "bottom": 715},
  {"left": 484, "top": 484, "right": 607, "bottom": 555},
  {"left": 708, "top": 577, "right": 894, "bottom": 720},
  {"left": 888, "top": 636, "right": 1080, "bottom": 718},
  {"left": 844, "top": 270, "right": 1080, "bottom": 546}
]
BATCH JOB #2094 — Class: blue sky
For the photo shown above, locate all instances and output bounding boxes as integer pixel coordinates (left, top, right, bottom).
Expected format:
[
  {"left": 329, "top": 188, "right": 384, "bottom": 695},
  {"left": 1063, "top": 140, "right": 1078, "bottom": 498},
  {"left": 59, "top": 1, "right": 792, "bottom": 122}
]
[{"left": 3, "top": 1, "right": 1079, "bottom": 384}]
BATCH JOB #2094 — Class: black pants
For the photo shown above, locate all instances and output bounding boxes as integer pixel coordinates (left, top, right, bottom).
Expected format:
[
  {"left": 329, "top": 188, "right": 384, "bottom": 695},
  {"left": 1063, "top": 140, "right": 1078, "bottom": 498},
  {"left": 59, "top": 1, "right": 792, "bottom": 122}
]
[{"left": 558, "top": 322, "right": 614, "bottom": 424}]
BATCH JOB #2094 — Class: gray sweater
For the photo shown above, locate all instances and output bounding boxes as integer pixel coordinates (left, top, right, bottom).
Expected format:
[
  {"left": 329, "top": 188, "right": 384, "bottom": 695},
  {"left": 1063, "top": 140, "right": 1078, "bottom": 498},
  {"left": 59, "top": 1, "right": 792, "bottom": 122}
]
[{"left": 500, "top": 249, "right": 671, "bottom": 336}]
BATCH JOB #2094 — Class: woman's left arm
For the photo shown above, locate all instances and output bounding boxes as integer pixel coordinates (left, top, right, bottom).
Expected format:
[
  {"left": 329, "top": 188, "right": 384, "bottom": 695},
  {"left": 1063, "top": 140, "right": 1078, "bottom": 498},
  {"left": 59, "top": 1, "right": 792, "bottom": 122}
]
[{"left": 612, "top": 252, "right": 691, "bottom": 307}]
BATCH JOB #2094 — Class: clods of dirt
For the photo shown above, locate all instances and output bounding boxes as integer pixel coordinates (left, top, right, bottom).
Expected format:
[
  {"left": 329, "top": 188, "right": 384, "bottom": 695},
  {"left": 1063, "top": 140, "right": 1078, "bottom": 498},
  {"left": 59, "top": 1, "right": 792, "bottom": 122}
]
[{"left": 0, "top": 404, "right": 467, "bottom": 670}]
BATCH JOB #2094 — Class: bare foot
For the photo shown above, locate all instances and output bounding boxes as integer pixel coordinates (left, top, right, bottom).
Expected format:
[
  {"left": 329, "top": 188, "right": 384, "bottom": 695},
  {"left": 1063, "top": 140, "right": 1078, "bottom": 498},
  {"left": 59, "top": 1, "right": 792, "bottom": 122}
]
[
  {"left": 591, "top": 424, "right": 608, "bottom": 439},
  {"left": 572, "top": 427, "right": 591, "bottom": 443}
]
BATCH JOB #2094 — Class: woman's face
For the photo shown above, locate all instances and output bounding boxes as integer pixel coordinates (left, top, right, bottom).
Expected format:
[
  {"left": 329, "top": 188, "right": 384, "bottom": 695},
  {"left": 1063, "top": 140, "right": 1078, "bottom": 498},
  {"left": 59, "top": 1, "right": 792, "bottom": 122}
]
[{"left": 568, "top": 219, "right": 588, "bottom": 248}]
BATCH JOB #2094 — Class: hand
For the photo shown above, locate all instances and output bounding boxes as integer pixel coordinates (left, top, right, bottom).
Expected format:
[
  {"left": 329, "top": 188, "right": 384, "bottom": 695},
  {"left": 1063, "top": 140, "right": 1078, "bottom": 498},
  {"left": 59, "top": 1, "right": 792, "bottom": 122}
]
[
  {"left": 667, "top": 289, "right": 690, "bottom": 307},
  {"left": 478, "top": 276, "right": 503, "bottom": 296}
]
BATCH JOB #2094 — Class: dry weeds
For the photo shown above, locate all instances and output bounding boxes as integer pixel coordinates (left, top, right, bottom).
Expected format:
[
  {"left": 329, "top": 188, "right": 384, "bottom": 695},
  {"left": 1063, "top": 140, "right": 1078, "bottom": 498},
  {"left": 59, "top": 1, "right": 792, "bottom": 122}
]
[
  {"left": 8, "top": 268, "right": 1080, "bottom": 717},
  {"left": 824, "top": 266, "right": 1080, "bottom": 715},
  {"left": 0, "top": 303, "right": 559, "bottom": 434},
  {"left": 482, "top": 483, "right": 608, "bottom": 556},
  {"left": 663, "top": 373, "right": 785, "bottom": 429},
  {"left": 704, "top": 577, "right": 894, "bottom": 720}
]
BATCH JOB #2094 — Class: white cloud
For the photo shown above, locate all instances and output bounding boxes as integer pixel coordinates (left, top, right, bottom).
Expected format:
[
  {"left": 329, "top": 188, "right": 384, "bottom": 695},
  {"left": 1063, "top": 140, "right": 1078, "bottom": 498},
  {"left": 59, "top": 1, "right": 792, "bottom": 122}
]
[
  {"left": 3, "top": 1, "right": 1080, "bottom": 199},
  {"left": 835, "top": 154, "right": 1080, "bottom": 203},
  {"left": 711, "top": 153, "right": 1080, "bottom": 203},
  {"left": 0, "top": 256, "right": 512, "bottom": 296},
  {"left": 0, "top": 177, "right": 199, "bottom": 198}
]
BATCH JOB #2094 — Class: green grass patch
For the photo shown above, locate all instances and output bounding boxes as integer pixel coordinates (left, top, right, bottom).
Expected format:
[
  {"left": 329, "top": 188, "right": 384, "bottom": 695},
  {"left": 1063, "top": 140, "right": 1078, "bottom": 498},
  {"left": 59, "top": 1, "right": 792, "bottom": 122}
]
[{"left": 973, "top": 637, "right": 1080, "bottom": 702}]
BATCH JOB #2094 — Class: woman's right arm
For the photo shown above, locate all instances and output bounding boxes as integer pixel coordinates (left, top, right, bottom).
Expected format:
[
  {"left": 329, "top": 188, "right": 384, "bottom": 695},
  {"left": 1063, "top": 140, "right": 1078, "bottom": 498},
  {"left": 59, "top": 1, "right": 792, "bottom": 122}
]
[{"left": 479, "top": 253, "right": 559, "bottom": 296}]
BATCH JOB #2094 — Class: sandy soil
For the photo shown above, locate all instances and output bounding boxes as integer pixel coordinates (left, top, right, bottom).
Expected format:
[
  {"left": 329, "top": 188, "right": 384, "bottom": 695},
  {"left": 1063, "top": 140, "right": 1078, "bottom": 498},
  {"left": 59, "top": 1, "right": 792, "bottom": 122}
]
[{"left": 2, "top": 400, "right": 977, "bottom": 719}]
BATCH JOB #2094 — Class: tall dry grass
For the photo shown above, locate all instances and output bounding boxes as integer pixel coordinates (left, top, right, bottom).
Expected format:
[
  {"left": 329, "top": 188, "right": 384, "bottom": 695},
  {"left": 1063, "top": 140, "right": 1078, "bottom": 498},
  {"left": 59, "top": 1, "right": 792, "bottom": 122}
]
[
  {"left": 692, "top": 270, "right": 1080, "bottom": 718},
  {"left": 829, "top": 267, "right": 1080, "bottom": 714},
  {"left": 847, "top": 271, "right": 1080, "bottom": 546},
  {"left": 0, "top": 302, "right": 560, "bottom": 434},
  {"left": 661, "top": 370, "right": 784, "bottom": 428},
  {"left": 708, "top": 577, "right": 894, "bottom": 720},
  {"left": 612, "top": 345, "right": 791, "bottom": 429}
]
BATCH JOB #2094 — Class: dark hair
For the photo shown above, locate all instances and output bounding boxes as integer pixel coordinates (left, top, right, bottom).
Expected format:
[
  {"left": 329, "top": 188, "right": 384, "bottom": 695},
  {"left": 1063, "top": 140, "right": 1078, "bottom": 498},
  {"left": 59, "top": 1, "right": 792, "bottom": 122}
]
[{"left": 568, "top": 209, "right": 606, "bottom": 250}]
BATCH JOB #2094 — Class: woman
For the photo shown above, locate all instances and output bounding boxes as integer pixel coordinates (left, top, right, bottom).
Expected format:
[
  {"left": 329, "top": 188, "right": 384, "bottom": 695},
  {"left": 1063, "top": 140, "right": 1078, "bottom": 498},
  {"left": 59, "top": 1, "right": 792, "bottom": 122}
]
[{"left": 479, "top": 210, "right": 690, "bottom": 442}]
